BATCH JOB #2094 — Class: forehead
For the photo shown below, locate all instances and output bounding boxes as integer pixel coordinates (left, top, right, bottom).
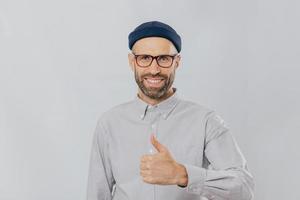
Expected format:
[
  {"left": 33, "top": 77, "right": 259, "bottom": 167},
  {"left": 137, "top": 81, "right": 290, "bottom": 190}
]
[{"left": 132, "top": 37, "right": 176, "bottom": 55}]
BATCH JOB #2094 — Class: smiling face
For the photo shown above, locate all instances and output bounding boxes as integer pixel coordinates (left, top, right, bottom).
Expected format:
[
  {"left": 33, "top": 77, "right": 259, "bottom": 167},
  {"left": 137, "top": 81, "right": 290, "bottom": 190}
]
[{"left": 128, "top": 37, "right": 181, "bottom": 104}]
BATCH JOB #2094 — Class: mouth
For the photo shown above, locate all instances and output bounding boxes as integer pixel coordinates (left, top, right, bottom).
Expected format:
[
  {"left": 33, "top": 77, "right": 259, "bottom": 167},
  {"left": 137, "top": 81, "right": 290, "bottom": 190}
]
[{"left": 144, "top": 77, "right": 165, "bottom": 88}]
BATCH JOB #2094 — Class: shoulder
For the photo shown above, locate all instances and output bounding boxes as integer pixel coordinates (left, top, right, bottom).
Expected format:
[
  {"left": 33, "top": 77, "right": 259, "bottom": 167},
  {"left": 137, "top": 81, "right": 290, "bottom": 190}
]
[
  {"left": 176, "top": 98, "right": 227, "bottom": 125},
  {"left": 176, "top": 98, "right": 214, "bottom": 117}
]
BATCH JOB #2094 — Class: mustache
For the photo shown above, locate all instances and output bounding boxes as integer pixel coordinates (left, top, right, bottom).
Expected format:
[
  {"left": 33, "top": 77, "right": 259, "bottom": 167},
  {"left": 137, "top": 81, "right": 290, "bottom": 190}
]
[{"left": 142, "top": 74, "right": 167, "bottom": 79}]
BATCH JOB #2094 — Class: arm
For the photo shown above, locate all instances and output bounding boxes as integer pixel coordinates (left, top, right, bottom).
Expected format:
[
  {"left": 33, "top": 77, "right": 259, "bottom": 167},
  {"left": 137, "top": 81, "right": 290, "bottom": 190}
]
[
  {"left": 178, "top": 112, "right": 254, "bottom": 200},
  {"left": 87, "top": 119, "right": 115, "bottom": 200}
]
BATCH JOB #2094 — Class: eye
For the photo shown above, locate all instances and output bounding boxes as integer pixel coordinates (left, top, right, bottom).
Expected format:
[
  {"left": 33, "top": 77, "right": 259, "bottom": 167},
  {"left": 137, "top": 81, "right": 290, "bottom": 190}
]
[
  {"left": 158, "top": 55, "right": 171, "bottom": 62},
  {"left": 139, "top": 55, "right": 152, "bottom": 61}
]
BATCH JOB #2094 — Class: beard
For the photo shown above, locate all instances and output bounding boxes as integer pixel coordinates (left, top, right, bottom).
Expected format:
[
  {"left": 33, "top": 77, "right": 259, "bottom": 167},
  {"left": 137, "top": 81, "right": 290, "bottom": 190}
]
[{"left": 134, "top": 69, "right": 175, "bottom": 100}]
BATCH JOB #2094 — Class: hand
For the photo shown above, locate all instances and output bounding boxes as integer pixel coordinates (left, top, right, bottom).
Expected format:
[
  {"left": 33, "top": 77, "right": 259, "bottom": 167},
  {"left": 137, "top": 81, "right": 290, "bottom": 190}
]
[{"left": 139, "top": 134, "right": 188, "bottom": 186}]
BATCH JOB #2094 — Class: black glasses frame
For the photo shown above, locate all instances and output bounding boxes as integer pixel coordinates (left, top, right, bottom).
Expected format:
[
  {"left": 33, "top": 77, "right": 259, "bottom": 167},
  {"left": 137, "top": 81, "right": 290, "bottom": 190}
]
[{"left": 132, "top": 53, "right": 178, "bottom": 68}]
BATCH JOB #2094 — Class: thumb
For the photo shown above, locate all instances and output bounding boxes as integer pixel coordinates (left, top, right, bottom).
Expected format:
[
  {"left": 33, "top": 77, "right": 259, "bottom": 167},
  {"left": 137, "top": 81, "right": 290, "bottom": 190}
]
[{"left": 150, "top": 134, "right": 167, "bottom": 153}]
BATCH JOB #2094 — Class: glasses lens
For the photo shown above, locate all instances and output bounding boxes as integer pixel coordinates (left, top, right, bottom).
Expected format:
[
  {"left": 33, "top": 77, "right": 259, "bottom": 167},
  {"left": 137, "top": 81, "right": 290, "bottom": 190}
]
[
  {"left": 157, "top": 55, "right": 173, "bottom": 67},
  {"left": 135, "top": 54, "right": 175, "bottom": 67},
  {"left": 136, "top": 55, "right": 152, "bottom": 67}
]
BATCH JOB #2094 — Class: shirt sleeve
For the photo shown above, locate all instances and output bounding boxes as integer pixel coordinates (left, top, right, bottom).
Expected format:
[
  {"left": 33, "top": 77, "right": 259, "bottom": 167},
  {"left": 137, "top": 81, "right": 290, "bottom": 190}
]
[
  {"left": 179, "top": 111, "right": 255, "bottom": 200},
  {"left": 87, "top": 118, "right": 115, "bottom": 200}
]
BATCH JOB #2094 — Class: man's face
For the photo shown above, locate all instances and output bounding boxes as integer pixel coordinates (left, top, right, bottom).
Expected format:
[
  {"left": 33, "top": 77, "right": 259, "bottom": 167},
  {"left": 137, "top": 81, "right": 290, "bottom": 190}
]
[{"left": 128, "top": 37, "right": 181, "bottom": 100}]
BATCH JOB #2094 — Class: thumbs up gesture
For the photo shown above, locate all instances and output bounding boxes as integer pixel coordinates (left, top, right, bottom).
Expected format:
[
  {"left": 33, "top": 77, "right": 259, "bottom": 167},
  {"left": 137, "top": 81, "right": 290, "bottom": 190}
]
[{"left": 140, "top": 134, "right": 188, "bottom": 186}]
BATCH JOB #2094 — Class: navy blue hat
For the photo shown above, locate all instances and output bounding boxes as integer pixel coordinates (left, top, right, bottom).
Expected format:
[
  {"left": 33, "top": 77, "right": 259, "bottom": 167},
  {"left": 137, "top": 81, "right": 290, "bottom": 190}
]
[{"left": 128, "top": 21, "right": 182, "bottom": 53}]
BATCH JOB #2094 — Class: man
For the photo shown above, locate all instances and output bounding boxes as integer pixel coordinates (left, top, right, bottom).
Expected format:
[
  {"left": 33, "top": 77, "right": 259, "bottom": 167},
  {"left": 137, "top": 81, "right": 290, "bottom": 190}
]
[{"left": 87, "top": 21, "right": 254, "bottom": 200}]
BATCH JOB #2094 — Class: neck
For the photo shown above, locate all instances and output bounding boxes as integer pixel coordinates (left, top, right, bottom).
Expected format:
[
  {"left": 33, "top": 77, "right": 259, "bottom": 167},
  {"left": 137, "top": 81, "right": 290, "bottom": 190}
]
[{"left": 137, "top": 87, "right": 175, "bottom": 106}]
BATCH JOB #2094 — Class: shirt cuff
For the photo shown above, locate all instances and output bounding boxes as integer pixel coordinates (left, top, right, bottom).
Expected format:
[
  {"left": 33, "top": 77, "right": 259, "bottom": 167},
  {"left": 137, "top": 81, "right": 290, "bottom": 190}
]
[{"left": 178, "top": 163, "right": 207, "bottom": 195}]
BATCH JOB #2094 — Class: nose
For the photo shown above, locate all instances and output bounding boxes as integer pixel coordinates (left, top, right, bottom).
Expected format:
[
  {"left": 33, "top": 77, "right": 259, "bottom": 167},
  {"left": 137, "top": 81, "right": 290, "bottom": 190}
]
[{"left": 149, "top": 58, "right": 161, "bottom": 75}]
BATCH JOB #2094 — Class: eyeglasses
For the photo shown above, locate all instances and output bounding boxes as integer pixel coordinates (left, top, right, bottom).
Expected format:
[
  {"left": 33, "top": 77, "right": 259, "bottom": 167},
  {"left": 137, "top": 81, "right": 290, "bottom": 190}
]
[{"left": 133, "top": 53, "right": 178, "bottom": 68}]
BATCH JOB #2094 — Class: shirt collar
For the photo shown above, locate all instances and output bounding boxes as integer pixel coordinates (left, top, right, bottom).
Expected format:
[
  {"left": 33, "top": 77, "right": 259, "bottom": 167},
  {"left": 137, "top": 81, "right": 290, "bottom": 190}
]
[{"left": 134, "top": 87, "right": 180, "bottom": 120}]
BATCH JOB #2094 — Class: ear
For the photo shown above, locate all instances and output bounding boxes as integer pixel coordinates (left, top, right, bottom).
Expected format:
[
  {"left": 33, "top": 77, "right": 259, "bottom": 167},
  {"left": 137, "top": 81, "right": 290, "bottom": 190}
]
[
  {"left": 128, "top": 53, "right": 135, "bottom": 71},
  {"left": 174, "top": 54, "right": 181, "bottom": 69}
]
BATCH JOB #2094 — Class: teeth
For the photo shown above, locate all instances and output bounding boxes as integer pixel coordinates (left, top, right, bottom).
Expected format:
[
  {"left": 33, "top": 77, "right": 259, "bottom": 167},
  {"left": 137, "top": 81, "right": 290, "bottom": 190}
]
[{"left": 146, "top": 79, "right": 162, "bottom": 84}]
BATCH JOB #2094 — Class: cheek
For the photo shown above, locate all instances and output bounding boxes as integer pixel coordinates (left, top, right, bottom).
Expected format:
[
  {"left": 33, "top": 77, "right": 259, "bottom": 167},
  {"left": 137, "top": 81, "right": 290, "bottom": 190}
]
[
  {"left": 139, "top": 68, "right": 151, "bottom": 76},
  {"left": 135, "top": 69, "right": 146, "bottom": 80},
  {"left": 162, "top": 69, "right": 175, "bottom": 79}
]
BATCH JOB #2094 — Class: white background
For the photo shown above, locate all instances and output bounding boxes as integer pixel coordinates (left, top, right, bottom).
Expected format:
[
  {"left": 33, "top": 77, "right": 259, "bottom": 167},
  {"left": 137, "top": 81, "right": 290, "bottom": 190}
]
[{"left": 0, "top": 0, "right": 299, "bottom": 199}]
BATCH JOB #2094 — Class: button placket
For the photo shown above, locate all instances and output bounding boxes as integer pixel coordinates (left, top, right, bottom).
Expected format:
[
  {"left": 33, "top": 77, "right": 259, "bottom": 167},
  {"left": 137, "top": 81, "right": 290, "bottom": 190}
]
[
  {"left": 149, "top": 112, "right": 161, "bottom": 154},
  {"left": 148, "top": 111, "right": 161, "bottom": 200}
]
